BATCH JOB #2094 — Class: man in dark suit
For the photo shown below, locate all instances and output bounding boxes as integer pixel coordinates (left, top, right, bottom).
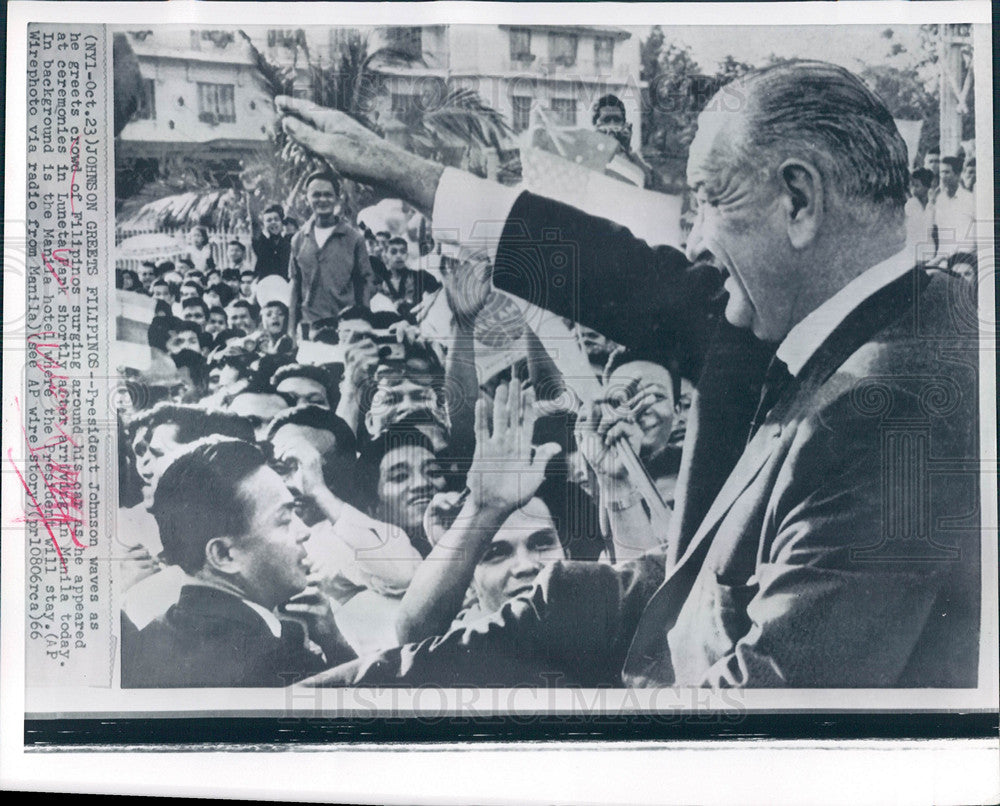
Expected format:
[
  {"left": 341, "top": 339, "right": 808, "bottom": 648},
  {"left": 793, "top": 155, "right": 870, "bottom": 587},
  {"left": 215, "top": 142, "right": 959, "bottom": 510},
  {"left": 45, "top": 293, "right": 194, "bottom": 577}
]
[
  {"left": 252, "top": 203, "right": 292, "bottom": 280},
  {"left": 121, "top": 438, "right": 355, "bottom": 687},
  {"left": 279, "top": 60, "right": 981, "bottom": 688}
]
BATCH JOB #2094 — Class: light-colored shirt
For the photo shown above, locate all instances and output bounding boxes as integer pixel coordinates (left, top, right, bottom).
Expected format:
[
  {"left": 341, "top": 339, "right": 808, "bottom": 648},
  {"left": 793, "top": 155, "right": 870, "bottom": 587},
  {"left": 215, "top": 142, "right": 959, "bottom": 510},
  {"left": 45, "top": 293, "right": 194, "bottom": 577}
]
[
  {"left": 776, "top": 247, "right": 914, "bottom": 377},
  {"left": 307, "top": 504, "right": 423, "bottom": 598},
  {"left": 933, "top": 187, "right": 976, "bottom": 257},
  {"left": 314, "top": 224, "right": 336, "bottom": 250}
]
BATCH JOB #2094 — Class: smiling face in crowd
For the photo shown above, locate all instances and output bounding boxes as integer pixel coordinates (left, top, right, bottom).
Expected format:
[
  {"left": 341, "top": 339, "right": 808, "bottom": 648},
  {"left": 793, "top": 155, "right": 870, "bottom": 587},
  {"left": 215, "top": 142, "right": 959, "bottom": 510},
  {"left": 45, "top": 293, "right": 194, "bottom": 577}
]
[
  {"left": 262, "top": 210, "right": 283, "bottom": 237},
  {"left": 375, "top": 445, "right": 447, "bottom": 537},
  {"left": 608, "top": 360, "right": 675, "bottom": 458},
  {"left": 227, "top": 305, "right": 255, "bottom": 333},
  {"left": 306, "top": 178, "right": 339, "bottom": 227},
  {"left": 473, "top": 497, "right": 564, "bottom": 615},
  {"left": 182, "top": 305, "right": 207, "bottom": 329}
]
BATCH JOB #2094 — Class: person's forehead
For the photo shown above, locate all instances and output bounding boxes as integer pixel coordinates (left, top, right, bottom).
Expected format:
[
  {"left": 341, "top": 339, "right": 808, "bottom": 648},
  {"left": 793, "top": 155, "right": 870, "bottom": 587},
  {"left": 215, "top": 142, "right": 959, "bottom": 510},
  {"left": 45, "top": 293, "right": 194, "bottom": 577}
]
[
  {"left": 499, "top": 498, "right": 555, "bottom": 533},
  {"left": 687, "top": 107, "right": 742, "bottom": 186},
  {"left": 611, "top": 360, "right": 672, "bottom": 389},
  {"left": 308, "top": 180, "right": 336, "bottom": 193},
  {"left": 380, "top": 445, "right": 434, "bottom": 471},
  {"left": 596, "top": 105, "right": 625, "bottom": 120}
]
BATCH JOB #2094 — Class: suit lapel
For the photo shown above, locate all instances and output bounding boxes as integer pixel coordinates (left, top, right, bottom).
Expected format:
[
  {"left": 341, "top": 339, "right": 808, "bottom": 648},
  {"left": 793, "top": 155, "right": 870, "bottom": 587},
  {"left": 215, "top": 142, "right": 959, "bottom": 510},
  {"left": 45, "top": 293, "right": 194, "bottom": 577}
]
[{"left": 623, "top": 266, "right": 930, "bottom": 686}]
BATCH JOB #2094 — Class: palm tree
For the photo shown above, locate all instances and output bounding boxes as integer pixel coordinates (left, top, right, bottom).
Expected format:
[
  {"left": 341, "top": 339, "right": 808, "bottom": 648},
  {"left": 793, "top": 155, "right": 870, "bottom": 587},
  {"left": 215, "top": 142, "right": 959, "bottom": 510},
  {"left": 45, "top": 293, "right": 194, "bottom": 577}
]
[{"left": 239, "top": 27, "right": 513, "bottom": 224}]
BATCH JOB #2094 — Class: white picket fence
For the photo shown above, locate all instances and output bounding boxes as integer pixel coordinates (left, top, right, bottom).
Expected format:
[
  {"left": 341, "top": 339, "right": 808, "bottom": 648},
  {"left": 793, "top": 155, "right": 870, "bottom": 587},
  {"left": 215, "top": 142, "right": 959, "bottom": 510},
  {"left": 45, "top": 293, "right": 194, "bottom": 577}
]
[{"left": 115, "top": 225, "right": 255, "bottom": 274}]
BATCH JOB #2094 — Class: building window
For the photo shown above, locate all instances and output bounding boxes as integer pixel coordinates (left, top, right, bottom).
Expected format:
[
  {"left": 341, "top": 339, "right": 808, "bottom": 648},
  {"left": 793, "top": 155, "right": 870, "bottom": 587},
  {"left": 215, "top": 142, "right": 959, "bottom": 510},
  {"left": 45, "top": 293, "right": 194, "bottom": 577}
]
[
  {"left": 386, "top": 27, "right": 422, "bottom": 59},
  {"left": 197, "top": 82, "right": 236, "bottom": 124},
  {"left": 548, "top": 32, "right": 578, "bottom": 67},
  {"left": 594, "top": 36, "right": 614, "bottom": 70},
  {"left": 135, "top": 78, "right": 156, "bottom": 120},
  {"left": 511, "top": 96, "right": 532, "bottom": 133},
  {"left": 550, "top": 98, "right": 577, "bottom": 127},
  {"left": 267, "top": 29, "right": 303, "bottom": 48},
  {"left": 509, "top": 29, "right": 532, "bottom": 62}
]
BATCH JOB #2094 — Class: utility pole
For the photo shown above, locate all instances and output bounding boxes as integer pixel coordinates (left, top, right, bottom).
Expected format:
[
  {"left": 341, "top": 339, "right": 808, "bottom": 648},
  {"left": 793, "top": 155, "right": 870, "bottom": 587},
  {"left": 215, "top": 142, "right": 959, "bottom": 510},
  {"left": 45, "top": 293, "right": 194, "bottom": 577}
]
[{"left": 938, "top": 23, "right": 973, "bottom": 158}]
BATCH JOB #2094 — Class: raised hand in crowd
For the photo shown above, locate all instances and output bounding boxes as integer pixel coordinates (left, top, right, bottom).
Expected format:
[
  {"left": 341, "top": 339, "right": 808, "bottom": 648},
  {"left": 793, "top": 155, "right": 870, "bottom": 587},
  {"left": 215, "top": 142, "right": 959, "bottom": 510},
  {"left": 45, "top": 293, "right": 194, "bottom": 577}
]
[
  {"left": 270, "top": 433, "right": 346, "bottom": 524},
  {"left": 394, "top": 380, "right": 561, "bottom": 644},
  {"left": 336, "top": 334, "right": 381, "bottom": 436},
  {"left": 576, "top": 397, "right": 660, "bottom": 561},
  {"left": 467, "top": 379, "right": 561, "bottom": 514},
  {"left": 440, "top": 252, "right": 494, "bottom": 331}
]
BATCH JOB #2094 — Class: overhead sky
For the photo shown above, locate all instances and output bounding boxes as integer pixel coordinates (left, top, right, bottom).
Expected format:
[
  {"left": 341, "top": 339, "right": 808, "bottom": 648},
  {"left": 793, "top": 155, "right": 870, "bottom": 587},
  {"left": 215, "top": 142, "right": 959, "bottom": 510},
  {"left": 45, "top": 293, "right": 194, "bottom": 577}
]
[{"left": 648, "top": 24, "right": 926, "bottom": 74}]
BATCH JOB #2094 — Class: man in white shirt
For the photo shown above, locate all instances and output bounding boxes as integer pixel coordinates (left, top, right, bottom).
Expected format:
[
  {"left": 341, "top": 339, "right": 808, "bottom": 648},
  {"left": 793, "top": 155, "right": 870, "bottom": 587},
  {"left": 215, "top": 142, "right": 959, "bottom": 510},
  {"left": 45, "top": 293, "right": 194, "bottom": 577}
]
[
  {"left": 279, "top": 60, "right": 980, "bottom": 689},
  {"left": 933, "top": 156, "right": 977, "bottom": 260}
]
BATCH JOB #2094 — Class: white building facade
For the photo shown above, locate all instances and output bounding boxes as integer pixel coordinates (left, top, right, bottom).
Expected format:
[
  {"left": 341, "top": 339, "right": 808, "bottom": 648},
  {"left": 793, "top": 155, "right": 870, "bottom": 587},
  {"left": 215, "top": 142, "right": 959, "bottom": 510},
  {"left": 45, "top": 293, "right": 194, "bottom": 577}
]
[
  {"left": 117, "top": 28, "right": 276, "bottom": 163},
  {"left": 369, "top": 24, "right": 644, "bottom": 150}
]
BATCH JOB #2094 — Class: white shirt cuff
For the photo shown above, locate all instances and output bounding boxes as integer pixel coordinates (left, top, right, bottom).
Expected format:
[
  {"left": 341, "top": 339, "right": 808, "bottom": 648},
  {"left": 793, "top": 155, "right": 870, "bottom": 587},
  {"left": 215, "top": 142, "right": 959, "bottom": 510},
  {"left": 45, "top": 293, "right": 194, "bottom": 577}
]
[{"left": 431, "top": 167, "right": 522, "bottom": 262}]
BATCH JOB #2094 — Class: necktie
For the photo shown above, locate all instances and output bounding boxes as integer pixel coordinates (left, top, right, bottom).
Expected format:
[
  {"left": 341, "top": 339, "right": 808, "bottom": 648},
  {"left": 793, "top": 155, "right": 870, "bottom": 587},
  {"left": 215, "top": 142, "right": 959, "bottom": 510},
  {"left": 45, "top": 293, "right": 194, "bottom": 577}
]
[{"left": 747, "top": 355, "right": 792, "bottom": 445}]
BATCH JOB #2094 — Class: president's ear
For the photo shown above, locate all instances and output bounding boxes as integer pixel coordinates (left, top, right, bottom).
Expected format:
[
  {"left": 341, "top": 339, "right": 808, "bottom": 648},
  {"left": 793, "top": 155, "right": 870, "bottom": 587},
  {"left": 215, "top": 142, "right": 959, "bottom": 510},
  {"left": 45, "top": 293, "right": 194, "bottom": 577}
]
[{"left": 778, "top": 159, "right": 823, "bottom": 249}]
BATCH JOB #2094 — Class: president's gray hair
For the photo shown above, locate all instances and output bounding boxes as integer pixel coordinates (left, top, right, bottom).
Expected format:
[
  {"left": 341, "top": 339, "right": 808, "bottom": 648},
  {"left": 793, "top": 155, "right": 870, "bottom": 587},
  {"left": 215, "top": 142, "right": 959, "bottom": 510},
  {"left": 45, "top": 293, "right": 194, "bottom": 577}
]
[{"left": 735, "top": 61, "right": 910, "bottom": 218}]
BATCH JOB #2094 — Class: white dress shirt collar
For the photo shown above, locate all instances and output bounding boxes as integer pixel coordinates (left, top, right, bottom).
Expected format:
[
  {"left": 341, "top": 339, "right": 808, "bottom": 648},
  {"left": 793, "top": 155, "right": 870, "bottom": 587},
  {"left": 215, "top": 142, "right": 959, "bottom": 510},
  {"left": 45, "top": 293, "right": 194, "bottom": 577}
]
[
  {"left": 776, "top": 247, "right": 914, "bottom": 377},
  {"left": 243, "top": 597, "right": 283, "bottom": 638}
]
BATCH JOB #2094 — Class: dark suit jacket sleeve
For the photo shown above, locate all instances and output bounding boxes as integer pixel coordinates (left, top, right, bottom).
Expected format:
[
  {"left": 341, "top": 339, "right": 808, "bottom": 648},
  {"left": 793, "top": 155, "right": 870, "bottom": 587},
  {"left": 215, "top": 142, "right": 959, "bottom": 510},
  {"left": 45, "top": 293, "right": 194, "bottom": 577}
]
[
  {"left": 301, "top": 553, "right": 667, "bottom": 687},
  {"left": 492, "top": 192, "right": 724, "bottom": 381},
  {"left": 697, "top": 388, "right": 974, "bottom": 688}
]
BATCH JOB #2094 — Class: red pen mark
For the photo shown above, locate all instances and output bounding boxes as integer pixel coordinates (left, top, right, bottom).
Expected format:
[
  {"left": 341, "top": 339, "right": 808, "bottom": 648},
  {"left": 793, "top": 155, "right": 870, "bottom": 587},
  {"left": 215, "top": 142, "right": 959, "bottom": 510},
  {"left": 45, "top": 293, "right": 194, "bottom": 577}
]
[
  {"left": 11, "top": 338, "right": 86, "bottom": 573},
  {"left": 69, "top": 135, "right": 81, "bottom": 213},
  {"left": 42, "top": 249, "right": 74, "bottom": 295}
]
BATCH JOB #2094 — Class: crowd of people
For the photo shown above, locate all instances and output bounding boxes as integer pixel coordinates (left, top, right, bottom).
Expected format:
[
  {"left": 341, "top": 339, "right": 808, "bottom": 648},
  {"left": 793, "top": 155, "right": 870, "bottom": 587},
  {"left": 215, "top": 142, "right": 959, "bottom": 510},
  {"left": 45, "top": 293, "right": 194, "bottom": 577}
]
[
  {"left": 116, "top": 66, "right": 981, "bottom": 690},
  {"left": 904, "top": 148, "right": 979, "bottom": 275},
  {"left": 117, "top": 157, "right": 684, "bottom": 687}
]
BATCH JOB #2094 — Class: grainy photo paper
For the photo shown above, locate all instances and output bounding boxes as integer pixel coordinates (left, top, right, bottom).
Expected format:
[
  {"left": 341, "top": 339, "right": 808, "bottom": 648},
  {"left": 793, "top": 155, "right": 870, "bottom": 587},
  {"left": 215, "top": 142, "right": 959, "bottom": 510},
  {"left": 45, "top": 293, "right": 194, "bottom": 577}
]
[{"left": 2, "top": 1, "right": 998, "bottom": 802}]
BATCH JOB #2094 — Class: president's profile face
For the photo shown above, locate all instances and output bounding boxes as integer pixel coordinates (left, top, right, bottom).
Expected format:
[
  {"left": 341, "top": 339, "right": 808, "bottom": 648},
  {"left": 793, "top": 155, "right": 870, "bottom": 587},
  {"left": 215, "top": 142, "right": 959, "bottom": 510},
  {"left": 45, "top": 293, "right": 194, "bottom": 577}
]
[{"left": 685, "top": 105, "right": 794, "bottom": 343}]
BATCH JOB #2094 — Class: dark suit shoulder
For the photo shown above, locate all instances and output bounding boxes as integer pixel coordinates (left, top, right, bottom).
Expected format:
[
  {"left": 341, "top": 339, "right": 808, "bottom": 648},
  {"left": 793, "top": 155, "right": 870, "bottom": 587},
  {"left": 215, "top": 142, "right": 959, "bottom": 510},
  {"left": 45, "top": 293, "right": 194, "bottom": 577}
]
[{"left": 122, "top": 586, "right": 326, "bottom": 688}]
